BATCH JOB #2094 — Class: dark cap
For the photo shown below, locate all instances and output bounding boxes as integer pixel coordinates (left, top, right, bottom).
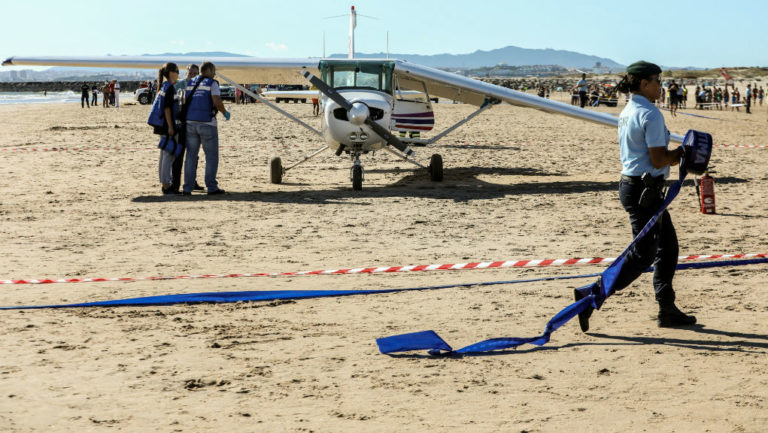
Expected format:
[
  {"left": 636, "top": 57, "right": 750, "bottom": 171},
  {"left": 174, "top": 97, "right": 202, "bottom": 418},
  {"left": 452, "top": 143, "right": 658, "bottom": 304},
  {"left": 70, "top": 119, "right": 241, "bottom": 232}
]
[{"left": 626, "top": 61, "right": 662, "bottom": 77}]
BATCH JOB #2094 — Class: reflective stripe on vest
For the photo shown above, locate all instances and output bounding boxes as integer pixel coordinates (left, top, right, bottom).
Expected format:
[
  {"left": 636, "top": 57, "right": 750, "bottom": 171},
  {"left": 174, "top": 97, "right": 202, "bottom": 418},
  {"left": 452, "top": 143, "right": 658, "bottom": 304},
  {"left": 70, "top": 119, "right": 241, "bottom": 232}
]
[{"left": 185, "top": 76, "right": 216, "bottom": 122}]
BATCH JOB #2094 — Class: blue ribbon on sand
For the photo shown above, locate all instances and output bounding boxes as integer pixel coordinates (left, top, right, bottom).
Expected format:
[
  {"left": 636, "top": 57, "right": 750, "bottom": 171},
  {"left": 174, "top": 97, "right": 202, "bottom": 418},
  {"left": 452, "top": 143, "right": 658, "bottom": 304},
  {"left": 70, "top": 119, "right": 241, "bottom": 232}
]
[{"left": 377, "top": 130, "right": 716, "bottom": 355}]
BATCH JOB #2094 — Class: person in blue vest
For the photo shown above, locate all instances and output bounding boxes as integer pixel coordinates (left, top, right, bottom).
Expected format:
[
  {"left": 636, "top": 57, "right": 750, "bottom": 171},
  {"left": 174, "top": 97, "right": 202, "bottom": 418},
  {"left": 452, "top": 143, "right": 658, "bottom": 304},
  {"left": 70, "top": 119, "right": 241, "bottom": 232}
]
[
  {"left": 182, "top": 61, "right": 230, "bottom": 195},
  {"left": 174, "top": 64, "right": 204, "bottom": 192},
  {"left": 576, "top": 61, "right": 696, "bottom": 332},
  {"left": 147, "top": 62, "right": 181, "bottom": 195}
]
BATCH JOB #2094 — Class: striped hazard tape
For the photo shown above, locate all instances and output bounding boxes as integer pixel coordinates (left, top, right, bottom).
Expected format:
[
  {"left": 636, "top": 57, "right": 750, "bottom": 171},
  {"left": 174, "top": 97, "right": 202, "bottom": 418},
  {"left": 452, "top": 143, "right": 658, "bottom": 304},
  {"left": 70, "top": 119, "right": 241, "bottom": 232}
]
[
  {"left": 0, "top": 145, "right": 242, "bottom": 152},
  {"left": 714, "top": 143, "right": 768, "bottom": 149},
  {"left": 2, "top": 143, "right": 766, "bottom": 152},
  {"left": 2, "top": 253, "right": 766, "bottom": 285}
]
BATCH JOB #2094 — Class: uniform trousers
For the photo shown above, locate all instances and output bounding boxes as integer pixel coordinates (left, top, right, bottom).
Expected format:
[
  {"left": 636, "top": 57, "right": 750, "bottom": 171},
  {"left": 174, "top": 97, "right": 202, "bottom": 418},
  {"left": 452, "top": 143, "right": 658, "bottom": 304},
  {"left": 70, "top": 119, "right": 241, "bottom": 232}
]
[{"left": 609, "top": 176, "right": 678, "bottom": 306}]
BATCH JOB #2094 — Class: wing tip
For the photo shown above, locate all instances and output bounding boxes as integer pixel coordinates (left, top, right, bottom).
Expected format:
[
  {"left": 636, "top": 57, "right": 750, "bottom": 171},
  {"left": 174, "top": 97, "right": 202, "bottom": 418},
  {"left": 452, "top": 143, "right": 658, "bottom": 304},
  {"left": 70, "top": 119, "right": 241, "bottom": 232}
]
[{"left": 2, "top": 57, "right": 14, "bottom": 67}]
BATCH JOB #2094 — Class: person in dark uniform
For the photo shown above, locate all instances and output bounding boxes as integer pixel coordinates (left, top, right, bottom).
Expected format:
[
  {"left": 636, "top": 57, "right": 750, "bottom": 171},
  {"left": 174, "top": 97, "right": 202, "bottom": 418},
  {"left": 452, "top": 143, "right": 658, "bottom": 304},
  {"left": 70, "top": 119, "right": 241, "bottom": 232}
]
[
  {"left": 575, "top": 73, "right": 588, "bottom": 108},
  {"left": 577, "top": 61, "right": 696, "bottom": 331},
  {"left": 80, "top": 82, "right": 90, "bottom": 108}
]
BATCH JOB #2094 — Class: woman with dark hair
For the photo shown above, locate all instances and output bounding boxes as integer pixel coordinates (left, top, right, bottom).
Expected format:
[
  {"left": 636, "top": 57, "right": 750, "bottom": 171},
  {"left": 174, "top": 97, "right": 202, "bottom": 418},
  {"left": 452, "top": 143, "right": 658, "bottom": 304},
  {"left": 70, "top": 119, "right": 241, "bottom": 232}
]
[
  {"left": 147, "top": 62, "right": 181, "bottom": 195},
  {"left": 577, "top": 61, "right": 696, "bottom": 332}
]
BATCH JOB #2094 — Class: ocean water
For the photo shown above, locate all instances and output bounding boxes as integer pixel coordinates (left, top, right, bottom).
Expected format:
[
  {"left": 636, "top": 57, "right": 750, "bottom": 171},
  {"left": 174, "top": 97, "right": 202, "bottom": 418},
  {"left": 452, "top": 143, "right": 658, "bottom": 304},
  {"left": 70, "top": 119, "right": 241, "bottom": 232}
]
[{"left": 0, "top": 91, "right": 87, "bottom": 105}]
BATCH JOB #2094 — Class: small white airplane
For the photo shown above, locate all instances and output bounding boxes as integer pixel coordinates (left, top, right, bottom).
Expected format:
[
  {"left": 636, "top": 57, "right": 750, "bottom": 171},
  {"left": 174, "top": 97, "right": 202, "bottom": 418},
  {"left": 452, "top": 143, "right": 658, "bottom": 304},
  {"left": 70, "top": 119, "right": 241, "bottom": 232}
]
[{"left": 2, "top": 6, "right": 686, "bottom": 190}]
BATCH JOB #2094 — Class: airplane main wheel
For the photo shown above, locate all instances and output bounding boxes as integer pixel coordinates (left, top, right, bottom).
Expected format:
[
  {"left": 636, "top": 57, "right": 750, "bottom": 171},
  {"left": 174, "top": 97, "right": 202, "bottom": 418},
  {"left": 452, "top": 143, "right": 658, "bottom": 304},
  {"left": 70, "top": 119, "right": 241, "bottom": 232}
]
[
  {"left": 429, "top": 154, "right": 443, "bottom": 182},
  {"left": 352, "top": 165, "right": 363, "bottom": 191},
  {"left": 270, "top": 157, "right": 283, "bottom": 184}
]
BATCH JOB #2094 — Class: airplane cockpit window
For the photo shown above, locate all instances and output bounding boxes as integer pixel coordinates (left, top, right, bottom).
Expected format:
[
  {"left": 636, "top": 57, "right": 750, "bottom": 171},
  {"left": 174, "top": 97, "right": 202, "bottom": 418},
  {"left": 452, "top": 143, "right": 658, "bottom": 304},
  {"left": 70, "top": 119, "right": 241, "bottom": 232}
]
[
  {"left": 320, "top": 60, "right": 394, "bottom": 93},
  {"left": 332, "top": 69, "right": 358, "bottom": 88}
]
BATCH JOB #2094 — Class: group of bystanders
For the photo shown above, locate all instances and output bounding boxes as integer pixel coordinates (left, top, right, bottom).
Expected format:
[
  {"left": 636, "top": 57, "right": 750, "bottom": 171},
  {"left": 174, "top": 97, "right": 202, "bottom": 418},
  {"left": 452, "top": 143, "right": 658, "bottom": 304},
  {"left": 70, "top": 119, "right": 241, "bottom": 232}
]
[{"left": 148, "top": 62, "right": 231, "bottom": 196}]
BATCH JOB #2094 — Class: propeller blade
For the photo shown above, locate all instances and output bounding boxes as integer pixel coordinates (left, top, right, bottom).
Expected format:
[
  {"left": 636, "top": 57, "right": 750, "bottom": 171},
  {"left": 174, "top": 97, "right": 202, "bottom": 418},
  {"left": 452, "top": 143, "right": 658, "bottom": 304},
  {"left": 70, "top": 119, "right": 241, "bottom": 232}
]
[
  {"left": 302, "top": 70, "right": 414, "bottom": 157},
  {"left": 302, "top": 70, "right": 351, "bottom": 110},
  {"left": 363, "top": 118, "right": 413, "bottom": 156}
]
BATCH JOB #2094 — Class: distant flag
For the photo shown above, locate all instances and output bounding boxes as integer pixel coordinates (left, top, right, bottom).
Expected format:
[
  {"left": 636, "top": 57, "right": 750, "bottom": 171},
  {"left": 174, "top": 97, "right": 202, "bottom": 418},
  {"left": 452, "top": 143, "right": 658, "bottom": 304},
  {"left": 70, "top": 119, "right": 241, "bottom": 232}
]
[{"left": 720, "top": 67, "right": 734, "bottom": 85}]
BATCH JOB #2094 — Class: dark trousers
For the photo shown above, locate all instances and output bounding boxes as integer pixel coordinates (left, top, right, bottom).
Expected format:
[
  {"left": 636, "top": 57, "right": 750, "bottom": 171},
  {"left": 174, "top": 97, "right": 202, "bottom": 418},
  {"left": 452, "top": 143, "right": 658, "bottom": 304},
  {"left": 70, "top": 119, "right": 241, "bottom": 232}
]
[
  {"left": 746, "top": 97, "right": 751, "bottom": 113},
  {"left": 610, "top": 177, "right": 678, "bottom": 306},
  {"left": 170, "top": 145, "right": 186, "bottom": 192},
  {"left": 81, "top": 94, "right": 89, "bottom": 108},
  {"left": 579, "top": 91, "right": 588, "bottom": 108}
]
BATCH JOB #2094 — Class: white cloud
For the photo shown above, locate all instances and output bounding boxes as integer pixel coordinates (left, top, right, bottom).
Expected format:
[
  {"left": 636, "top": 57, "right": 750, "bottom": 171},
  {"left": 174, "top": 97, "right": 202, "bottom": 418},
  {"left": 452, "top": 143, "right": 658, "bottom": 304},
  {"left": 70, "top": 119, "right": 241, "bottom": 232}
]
[
  {"left": 265, "top": 42, "right": 288, "bottom": 52},
  {"left": 170, "top": 40, "right": 184, "bottom": 46}
]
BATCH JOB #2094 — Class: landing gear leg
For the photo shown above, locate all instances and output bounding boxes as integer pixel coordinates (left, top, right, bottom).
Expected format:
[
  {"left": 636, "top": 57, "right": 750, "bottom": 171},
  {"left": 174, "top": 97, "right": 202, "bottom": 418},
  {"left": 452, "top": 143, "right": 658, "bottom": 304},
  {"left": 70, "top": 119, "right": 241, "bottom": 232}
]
[{"left": 350, "top": 154, "right": 364, "bottom": 191}]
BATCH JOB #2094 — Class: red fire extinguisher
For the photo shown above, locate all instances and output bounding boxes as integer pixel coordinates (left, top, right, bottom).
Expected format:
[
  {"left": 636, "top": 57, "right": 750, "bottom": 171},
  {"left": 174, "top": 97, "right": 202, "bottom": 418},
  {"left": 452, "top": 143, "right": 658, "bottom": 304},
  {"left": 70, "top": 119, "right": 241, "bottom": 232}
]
[{"left": 699, "top": 172, "right": 716, "bottom": 214}]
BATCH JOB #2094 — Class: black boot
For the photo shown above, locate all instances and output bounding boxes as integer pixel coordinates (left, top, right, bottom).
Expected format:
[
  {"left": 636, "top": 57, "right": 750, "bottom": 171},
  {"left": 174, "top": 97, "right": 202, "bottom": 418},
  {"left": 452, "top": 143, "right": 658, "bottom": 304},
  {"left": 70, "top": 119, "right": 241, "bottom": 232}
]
[
  {"left": 573, "top": 280, "right": 601, "bottom": 333},
  {"left": 574, "top": 288, "right": 593, "bottom": 332},
  {"left": 658, "top": 303, "right": 697, "bottom": 327}
]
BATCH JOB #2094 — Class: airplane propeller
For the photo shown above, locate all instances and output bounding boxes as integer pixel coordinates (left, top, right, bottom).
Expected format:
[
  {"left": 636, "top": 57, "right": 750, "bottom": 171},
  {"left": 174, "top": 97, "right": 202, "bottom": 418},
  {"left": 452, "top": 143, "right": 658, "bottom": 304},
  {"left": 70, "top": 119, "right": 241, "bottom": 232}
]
[{"left": 301, "top": 70, "right": 414, "bottom": 157}]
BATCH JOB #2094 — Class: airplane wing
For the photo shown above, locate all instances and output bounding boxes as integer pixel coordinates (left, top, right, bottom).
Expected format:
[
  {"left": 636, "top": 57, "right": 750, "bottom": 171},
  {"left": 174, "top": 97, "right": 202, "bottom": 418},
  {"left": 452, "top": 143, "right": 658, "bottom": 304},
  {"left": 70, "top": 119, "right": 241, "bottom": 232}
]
[
  {"left": 261, "top": 90, "right": 319, "bottom": 99},
  {"left": 2, "top": 55, "right": 320, "bottom": 85},
  {"left": 4, "top": 55, "right": 684, "bottom": 142},
  {"left": 392, "top": 61, "right": 686, "bottom": 143}
]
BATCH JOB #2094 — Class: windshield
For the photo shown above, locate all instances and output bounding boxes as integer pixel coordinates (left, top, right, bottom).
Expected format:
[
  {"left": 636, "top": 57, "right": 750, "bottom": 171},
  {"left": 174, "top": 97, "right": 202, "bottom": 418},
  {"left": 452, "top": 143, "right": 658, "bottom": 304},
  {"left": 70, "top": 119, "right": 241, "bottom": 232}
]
[{"left": 319, "top": 60, "right": 394, "bottom": 93}]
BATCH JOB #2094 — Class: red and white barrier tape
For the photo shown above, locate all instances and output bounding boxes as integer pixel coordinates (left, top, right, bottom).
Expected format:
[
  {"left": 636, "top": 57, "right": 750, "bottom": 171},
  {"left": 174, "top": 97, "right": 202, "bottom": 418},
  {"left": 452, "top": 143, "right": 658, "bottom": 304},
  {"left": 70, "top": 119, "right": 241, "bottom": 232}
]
[
  {"left": 714, "top": 143, "right": 768, "bottom": 149},
  {"left": 2, "top": 253, "right": 766, "bottom": 285},
  {"left": 0, "top": 145, "right": 241, "bottom": 152},
  {"left": 2, "top": 143, "right": 766, "bottom": 152}
]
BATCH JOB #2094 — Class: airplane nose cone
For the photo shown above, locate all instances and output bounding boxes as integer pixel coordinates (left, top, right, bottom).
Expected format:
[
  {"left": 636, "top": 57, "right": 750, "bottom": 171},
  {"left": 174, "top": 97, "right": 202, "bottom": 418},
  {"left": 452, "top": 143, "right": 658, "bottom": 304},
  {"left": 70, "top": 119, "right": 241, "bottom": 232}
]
[{"left": 348, "top": 102, "right": 369, "bottom": 126}]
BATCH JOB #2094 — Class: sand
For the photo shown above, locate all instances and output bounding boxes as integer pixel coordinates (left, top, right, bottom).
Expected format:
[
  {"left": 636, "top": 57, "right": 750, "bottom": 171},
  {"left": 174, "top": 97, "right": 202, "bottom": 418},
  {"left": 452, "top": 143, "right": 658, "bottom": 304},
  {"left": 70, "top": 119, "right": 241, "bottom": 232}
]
[{"left": 0, "top": 91, "right": 767, "bottom": 432}]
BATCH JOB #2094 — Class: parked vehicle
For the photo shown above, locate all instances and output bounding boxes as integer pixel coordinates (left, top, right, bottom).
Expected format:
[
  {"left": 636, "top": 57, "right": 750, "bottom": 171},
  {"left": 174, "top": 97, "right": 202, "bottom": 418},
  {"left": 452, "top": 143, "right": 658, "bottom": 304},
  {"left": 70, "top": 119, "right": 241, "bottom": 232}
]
[
  {"left": 275, "top": 84, "right": 308, "bottom": 103},
  {"left": 134, "top": 81, "right": 152, "bottom": 105},
  {"left": 220, "top": 85, "right": 236, "bottom": 101}
]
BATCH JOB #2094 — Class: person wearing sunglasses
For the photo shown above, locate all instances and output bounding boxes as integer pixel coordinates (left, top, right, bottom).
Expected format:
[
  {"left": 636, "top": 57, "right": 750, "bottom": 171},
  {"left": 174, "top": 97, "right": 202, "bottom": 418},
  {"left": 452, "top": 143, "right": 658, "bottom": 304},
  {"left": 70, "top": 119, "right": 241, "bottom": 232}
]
[
  {"left": 577, "top": 61, "right": 696, "bottom": 332},
  {"left": 147, "top": 62, "right": 181, "bottom": 195}
]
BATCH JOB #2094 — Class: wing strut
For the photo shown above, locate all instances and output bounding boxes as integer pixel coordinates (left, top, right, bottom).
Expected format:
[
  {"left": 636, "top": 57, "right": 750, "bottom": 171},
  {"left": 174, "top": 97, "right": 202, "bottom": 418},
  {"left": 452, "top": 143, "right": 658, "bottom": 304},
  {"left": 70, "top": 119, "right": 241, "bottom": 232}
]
[
  {"left": 216, "top": 71, "right": 321, "bottom": 137},
  {"left": 427, "top": 98, "right": 498, "bottom": 145}
]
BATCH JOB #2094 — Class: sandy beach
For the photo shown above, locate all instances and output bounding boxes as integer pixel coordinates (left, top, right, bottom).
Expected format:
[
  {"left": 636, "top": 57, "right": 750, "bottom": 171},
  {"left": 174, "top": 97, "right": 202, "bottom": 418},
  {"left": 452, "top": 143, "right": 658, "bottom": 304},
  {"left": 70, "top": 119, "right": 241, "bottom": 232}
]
[{"left": 0, "top": 91, "right": 767, "bottom": 432}]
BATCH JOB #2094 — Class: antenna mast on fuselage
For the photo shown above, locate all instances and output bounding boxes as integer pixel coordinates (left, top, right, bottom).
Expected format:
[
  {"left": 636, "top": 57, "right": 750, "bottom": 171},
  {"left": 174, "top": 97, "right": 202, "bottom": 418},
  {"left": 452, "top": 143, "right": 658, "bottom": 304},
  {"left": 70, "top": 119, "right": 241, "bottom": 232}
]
[{"left": 348, "top": 5, "right": 356, "bottom": 59}]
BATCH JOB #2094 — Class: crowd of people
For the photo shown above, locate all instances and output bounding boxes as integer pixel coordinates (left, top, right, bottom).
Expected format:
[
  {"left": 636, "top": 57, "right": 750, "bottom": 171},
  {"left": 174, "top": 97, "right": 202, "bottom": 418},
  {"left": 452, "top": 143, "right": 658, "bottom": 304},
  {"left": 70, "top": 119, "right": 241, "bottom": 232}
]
[
  {"left": 79, "top": 80, "right": 121, "bottom": 108},
  {"left": 148, "top": 62, "right": 231, "bottom": 196},
  {"left": 686, "top": 83, "right": 764, "bottom": 113},
  {"left": 564, "top": 74, "right": 765, "bottom": 116}
]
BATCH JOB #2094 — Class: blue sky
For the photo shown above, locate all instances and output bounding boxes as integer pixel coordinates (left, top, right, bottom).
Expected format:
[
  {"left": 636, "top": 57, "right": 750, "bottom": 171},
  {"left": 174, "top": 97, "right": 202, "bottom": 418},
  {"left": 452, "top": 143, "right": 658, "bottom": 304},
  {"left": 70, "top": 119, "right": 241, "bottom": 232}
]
[{"left": 2, "top": 0, "right": 766, "bottom": 69}]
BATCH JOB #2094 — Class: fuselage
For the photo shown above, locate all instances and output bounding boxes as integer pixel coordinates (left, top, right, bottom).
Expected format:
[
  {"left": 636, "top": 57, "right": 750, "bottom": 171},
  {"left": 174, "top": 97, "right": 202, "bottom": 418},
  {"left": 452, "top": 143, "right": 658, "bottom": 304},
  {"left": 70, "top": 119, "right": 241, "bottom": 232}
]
[{"left": 321, "top": 89, "right": 392, "bottom": 153}]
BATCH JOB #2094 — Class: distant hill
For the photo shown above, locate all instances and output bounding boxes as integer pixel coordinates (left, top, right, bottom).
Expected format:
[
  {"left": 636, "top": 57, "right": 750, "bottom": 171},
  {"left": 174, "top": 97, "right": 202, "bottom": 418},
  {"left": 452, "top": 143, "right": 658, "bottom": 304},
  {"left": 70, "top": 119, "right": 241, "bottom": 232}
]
[
  {"left": 2, "top": 48, "right": 624, "bottom": 82},
  {"left": 332, "top": 45, "right": 624, "bottom": 70}
]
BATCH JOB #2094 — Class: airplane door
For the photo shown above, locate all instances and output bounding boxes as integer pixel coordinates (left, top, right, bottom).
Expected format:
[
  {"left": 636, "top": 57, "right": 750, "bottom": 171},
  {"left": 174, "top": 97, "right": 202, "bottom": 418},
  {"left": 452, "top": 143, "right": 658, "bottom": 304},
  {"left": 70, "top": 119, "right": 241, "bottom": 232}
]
[{"left": 392, "top": 77, "right": 434, "bottom": 133}]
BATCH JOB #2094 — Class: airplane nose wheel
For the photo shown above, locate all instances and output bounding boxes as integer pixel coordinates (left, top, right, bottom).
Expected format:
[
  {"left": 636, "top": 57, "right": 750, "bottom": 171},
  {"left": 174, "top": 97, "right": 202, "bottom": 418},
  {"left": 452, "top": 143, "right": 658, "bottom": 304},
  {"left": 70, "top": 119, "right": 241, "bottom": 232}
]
[
  {"left": 429, "top": 153, "right": 443, "bottom": 182},
  {"left": 351, "top": 156, "right": 364, "bottom": 191}
]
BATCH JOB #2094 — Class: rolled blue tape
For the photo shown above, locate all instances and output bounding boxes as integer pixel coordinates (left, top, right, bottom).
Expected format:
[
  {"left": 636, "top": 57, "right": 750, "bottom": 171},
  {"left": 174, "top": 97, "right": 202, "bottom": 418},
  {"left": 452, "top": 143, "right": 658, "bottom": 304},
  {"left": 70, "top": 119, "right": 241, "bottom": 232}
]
[{"left": 682, "top": 129, "right": 713, "bottom": 175}]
